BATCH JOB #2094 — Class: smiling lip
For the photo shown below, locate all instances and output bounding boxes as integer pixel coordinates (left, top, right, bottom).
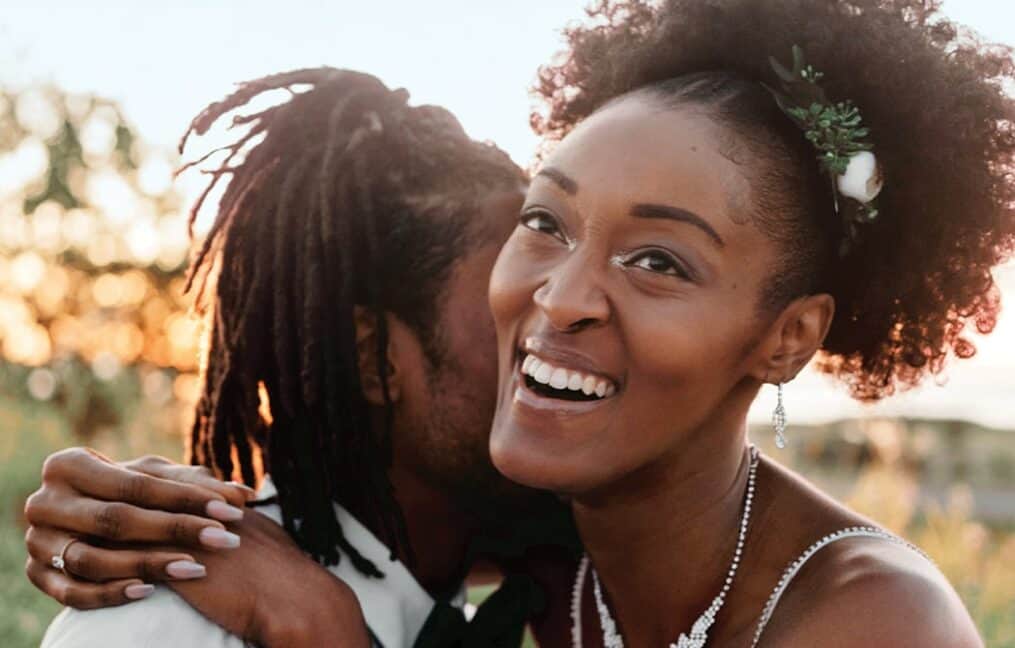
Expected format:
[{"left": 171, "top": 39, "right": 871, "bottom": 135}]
[
  {"left": 519, "top": 338, "right": 621, "bottom": 388},
  {"left": 510, "top": 338, "right": 621, "bottom": 417},
  {"left": 511, "top": 369, "right": 616, "bottom": 417}
]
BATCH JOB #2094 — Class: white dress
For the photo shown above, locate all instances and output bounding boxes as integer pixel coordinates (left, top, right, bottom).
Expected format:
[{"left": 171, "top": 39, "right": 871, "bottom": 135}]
[{"left": 40, "top": 475, "right": 463, "bottom": 648}]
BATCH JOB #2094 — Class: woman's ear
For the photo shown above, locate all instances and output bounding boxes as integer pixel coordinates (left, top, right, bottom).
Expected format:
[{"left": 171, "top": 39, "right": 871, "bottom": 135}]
[
  {"left": 748, "top": 293, "right": 835, "bottom": 384},
  {"left": 353, "top": 306, "right": 404, "bottom": 406}
]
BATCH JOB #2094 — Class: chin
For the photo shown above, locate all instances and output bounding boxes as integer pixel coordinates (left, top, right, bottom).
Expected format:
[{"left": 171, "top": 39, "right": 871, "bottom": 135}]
[{"left": 489, "top": 421, "right": 600, "bottom": 496}]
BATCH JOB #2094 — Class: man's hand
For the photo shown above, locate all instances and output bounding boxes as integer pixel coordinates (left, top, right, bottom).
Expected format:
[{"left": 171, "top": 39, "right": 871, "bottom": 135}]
[
  {"left": 167, "top": 510, "right": 372, "bottom": 648},
  {"left": 24, "top": 447, "right": 253, "bottom": 607}
]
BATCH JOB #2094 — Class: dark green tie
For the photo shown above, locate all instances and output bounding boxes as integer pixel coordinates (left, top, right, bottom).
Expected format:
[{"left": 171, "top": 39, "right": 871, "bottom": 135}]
[
  {"left": 415, "top": 498, "right": 582, "bottom": 648},
  {"left": 414, "top": 572, "right": 546, "bottom": 648}
]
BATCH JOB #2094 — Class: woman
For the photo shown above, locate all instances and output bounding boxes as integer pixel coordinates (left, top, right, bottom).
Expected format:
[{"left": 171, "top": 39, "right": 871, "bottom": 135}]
[
  {"left": 27, "top": 0, "right": 1013, "bottom": 645},
  {"left": 486, "top": 0, "right": 1010, "bottom": 645}
]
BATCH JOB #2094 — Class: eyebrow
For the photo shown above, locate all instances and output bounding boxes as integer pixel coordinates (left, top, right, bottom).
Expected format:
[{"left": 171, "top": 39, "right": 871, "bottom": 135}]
[
  {"left": 534, "top": 166, "right": 578, "bottom": 195},
  {"left": 631, "top": 203, "right": 725, "bottom": 247}
]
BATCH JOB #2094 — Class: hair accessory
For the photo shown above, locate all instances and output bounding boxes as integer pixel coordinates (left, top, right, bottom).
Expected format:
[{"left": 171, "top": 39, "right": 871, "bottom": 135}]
[{"left": 765, "top": 45, "right": 882, "bottom": 255}]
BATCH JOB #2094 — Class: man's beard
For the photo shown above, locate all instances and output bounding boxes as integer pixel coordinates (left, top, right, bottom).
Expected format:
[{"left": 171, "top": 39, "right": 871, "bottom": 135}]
[{"left": 413, "top": 372, "right": 556, "bottom": 522}]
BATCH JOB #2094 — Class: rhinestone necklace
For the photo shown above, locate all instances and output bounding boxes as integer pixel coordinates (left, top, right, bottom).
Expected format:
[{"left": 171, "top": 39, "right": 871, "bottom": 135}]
[{"left": 571, "top": 445, "right": 760, "bottom": 648}]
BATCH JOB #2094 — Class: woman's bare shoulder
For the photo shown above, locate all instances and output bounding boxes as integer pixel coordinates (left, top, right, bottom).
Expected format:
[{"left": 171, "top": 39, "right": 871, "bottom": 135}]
[
  {"left": 750, "top": 460, "right": 981, "bottom": 647},
  {"left": 759, "top": 527, "right": 981, "bottom": 647}
]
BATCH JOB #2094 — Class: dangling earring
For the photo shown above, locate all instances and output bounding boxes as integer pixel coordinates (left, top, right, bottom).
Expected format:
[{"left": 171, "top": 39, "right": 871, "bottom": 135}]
[{"left": 772, "top": 383, "right": 787, "bottom": 449}]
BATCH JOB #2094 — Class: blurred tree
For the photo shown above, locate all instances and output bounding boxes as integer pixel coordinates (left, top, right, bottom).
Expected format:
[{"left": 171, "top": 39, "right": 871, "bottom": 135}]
[{"left": 0, "top": 84, "right": 199, "bottom": 442}]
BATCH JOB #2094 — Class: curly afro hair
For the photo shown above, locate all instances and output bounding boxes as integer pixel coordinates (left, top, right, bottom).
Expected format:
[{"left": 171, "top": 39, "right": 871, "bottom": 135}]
[{"left": 533, "top": 0, "right": 1015, "bottom": 400}]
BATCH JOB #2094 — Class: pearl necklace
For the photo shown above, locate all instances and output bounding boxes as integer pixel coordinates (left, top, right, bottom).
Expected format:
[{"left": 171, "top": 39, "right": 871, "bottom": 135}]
[{"left": 571, "top": 446, "right": 760, "bottom": 648}]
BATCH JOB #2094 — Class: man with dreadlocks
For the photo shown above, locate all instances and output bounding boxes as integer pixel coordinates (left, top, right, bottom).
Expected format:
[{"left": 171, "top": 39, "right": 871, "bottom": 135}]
[{"left": 29, "top": 68, "right": 576, "bottom": 647}]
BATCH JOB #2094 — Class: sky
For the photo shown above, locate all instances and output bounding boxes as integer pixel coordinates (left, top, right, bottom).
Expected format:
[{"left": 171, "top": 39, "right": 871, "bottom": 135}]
[{"left": 2, "top": 0, "right": 1014, "bottom": 428}]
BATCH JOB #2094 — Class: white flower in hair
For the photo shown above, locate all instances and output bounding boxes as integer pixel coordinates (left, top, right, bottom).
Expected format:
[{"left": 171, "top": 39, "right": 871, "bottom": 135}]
[{"left": 836, "top": 151, "right": 883, "bottom": 204}]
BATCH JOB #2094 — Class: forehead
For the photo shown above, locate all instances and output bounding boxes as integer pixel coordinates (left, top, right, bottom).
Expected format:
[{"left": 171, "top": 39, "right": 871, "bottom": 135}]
[
  {"left": 540, "top": 96, "right": 752, "bottom": 228},
  {"left": 443, "top": 188, "right": 524, "bottom": 309},
  {"left": 476, "top": 187, "right": 526, "bottom": 242}
]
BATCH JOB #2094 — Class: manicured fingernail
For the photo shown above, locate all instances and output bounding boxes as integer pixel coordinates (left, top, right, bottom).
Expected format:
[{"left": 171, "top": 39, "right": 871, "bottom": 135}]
[
  {"left": 125, "top": 583, "right": 155, "bottom": 600},
  {"left": 199, "top": 526, "right": 240, "bottom": 549},
  {"left": 166, "top": 560, "right": 206, "bottom": 579},
  {"left": 231, "top": 481, "right": 258, "bottom": 499},
  {"left": 206, "top": 500, "right": 244, "bottom": 521}
]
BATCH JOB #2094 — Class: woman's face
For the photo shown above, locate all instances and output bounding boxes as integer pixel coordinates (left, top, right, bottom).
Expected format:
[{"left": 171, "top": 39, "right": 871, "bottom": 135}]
[{"left": 488, "top": 96, "right": 787, "bottom": 494}]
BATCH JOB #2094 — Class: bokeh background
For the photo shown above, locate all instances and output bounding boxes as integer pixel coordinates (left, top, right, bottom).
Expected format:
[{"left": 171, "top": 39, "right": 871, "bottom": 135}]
[{"left": 1, "top": 1, "right": 1013, "bottom": 646}]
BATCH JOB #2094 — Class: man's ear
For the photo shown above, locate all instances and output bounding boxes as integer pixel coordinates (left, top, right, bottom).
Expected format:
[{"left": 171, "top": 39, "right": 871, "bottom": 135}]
[
  {"left": 353, "top": 306, "right": 404, "bottom": 406},
  {"left": 748, "top": 293, "right": 835, "bottom": 385}
]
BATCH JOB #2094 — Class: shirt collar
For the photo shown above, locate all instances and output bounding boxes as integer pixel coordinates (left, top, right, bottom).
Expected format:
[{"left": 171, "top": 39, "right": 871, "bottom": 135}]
[{"left": 257, "top": 475, "right": 453, "bottom": 648}]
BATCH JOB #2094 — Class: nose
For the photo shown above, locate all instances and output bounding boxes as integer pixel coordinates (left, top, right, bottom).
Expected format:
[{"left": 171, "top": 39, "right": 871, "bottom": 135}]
[{"left": 533, "top": 255, "right": 610, "bottom": 332}]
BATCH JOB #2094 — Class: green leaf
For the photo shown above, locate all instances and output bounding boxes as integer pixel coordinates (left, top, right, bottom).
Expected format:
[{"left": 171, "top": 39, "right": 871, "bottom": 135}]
[
  {"left": 792, "top": 44, "right": 806, "bottom": 75},
  {"left": 769, "top": 56, "right": 797, "bottom": 83}
]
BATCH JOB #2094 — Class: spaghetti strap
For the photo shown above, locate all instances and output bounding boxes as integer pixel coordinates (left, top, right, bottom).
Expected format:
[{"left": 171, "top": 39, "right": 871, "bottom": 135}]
[{"left": 750, "top": 526, "right": 931, "bottom": 647}]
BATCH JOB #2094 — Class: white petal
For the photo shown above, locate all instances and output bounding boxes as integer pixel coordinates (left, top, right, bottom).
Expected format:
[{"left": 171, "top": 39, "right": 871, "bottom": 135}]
[{"left": 836, "top": 151, "right": 882, "bottom": 203}]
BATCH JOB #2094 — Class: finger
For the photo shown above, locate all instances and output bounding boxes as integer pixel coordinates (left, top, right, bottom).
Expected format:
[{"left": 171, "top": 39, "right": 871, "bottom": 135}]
[
  {"left": 131, "top": 458, "right": 257, "bottom": 509},
  {"left": 29, "top": 495, "right": 239, "bottom": 550},
  {"left": 26, "top": 556, "right": 153, "bottom": 610},
  {"left": 82, "top": 447, "right": 115, "bottom": 464},
  {"left": 26, "top": 525, "right": 201, "bottom": 583},
  {"left": 56, "top": 455, "right": 245, "bottom": 522}
]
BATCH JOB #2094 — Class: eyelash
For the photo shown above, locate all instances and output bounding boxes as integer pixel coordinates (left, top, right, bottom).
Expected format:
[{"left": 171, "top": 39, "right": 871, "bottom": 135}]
[
  {"left": 622, "top": 249, "right": 693, "bottom": 281},
  {"left": 519, "top": 209, "right": 567, "bottom": 243},
  {"left": 520, "top": 209, "right": 693, "bottom": 282}
]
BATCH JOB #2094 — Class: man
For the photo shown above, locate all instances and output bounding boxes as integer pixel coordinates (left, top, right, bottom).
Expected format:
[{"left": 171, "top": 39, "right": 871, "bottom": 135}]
[{"left": 25, "top": 68, "right": 575, "bottom": 647}]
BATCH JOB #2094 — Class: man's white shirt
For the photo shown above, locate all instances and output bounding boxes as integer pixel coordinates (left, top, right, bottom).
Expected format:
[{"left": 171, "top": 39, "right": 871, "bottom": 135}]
[{"left": 41, "top": 476, "right": 460, "bottom": 648}]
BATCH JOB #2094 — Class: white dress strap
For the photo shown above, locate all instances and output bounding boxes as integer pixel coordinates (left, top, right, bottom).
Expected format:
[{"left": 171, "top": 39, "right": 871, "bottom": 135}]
[{"left": 750, "top": 526, "right": 930, "bottom": 647}]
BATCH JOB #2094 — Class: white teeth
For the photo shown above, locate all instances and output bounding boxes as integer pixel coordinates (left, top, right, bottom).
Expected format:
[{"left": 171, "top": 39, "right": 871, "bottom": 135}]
[
  {"left": 567, "top": 373, "right": 584, "bottom": 391},
  {"left": 522, "top": 354, "right": 617, "bottom": 399},
  {"left": 522, "top": 355, "right": 535, "bottom": 373},
  {"left": 549, "top": 368, "right": 569, "bottom": 390},
  {"left": 534, "top": 363, "right": 553, "bottom": 384}
]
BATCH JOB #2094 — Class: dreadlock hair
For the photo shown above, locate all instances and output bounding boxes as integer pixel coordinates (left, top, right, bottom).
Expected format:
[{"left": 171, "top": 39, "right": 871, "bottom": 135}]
[{"left": 180, "top": 67, "right": 524, "bottom": 575}]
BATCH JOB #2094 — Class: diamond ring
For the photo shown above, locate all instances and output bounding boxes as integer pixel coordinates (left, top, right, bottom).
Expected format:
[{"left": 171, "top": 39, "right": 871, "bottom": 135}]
[{"left": 51, "top": 538, "right": 80, "bottom": 576}]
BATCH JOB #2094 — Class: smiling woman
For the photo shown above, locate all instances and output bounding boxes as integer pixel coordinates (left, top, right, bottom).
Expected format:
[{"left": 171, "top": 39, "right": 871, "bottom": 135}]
[
  {"left": 491, "top": 104, "right": 779, "bottom": 493},
  {"left": 487, "top": 0, "right": 1014, "bottom": 646}
]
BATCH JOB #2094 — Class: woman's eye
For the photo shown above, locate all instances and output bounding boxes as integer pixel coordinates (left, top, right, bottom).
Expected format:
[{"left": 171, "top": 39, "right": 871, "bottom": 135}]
[
  {"left": 626, "top": 250, "right": 690, "bottom": 279},
  {"left": 520, "top": 210, "right": 566, "bottom": 242}
]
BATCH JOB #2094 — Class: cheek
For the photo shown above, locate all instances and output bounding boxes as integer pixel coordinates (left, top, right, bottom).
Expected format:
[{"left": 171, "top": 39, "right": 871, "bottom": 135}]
[
  {"left": 488, "top": 231, "right": 543, "bottom": 330},
  {"left": 607, "top": 295, "right": 753, "bottom": 452},
  {"left": 627, "top": 303, "right": 737, "bottom": 383},
  {"left": 455, "top": 311, "right": 499, "bottom": 399}
]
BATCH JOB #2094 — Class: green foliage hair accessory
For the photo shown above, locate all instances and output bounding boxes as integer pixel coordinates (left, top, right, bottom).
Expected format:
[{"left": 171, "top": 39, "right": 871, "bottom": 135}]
[{"left": 766, "top": 45, "right": 882, "bottom": 255}]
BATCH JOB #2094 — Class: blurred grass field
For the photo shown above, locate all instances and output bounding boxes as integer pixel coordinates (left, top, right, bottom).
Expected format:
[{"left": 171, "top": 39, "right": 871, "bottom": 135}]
[
  {"left": 0, "top": 390, "right": 184, "bottom": 647},
  {"left": 1, "top": 395, "right": 64, "bottom": 647},
  {"left": 2, "top": 393, "right": 1013, "bottom": 647}
]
